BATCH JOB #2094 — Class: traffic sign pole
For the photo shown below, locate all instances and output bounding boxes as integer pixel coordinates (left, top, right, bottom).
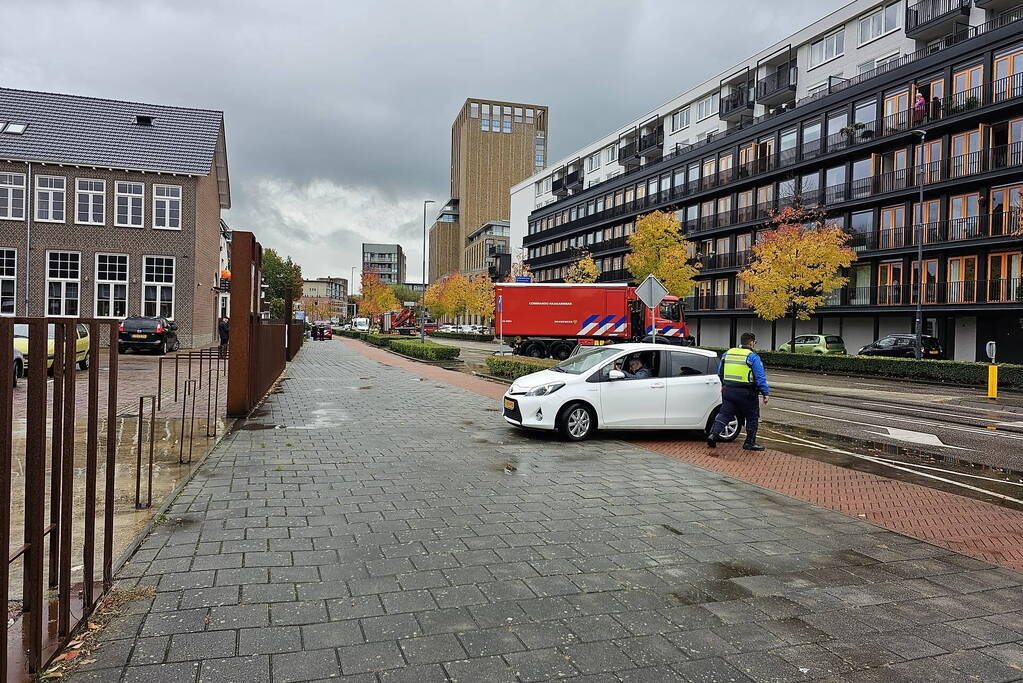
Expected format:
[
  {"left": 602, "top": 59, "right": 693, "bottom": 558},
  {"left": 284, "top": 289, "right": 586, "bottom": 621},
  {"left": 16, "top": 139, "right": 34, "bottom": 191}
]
[{"left": 636, "top": 274, "right": 668, "bottom": 345}]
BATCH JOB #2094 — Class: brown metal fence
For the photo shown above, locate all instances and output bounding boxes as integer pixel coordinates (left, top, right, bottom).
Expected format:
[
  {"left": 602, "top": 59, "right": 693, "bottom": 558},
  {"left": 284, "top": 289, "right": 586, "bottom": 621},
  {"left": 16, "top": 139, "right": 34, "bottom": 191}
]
[
  {"left": 0, "top": 318, "right": 118, "bottom": 680},
  {"left": 227, "top": 231, "right": 300, "bottom": 416},
  {"left": 287, "top": 322, "right": 304, "bottom": 361}
]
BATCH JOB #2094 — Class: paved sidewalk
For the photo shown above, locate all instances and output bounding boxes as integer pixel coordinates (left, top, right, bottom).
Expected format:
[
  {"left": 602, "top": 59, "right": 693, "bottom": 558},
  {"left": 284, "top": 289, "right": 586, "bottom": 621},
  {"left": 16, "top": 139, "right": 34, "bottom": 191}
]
[{"left": 68, "top": 341, "right": 1023, "bottom": 682}]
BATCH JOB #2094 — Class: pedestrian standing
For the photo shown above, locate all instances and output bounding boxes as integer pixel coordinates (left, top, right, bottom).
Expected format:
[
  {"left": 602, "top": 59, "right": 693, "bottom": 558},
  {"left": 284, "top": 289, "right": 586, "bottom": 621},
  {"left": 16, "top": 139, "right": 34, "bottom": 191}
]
[
  {"left": 218, "top": 316, "right": 229, "bottom": 359},
  {"left": 707, "top": 331, "right": 770, "bottom": 452},
  {"left": 913, "top": 92, "right": 927, "bottom": 124}
]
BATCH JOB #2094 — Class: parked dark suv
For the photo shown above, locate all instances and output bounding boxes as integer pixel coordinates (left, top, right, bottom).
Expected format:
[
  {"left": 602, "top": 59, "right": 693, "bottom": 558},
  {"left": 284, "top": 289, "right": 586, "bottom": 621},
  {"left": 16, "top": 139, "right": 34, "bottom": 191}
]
[
  {"left": 858, "top": 334, "right": 944, "bottom": 359},
  {"left": 118, "top": 317, "right": 180, "bottom": 354}
]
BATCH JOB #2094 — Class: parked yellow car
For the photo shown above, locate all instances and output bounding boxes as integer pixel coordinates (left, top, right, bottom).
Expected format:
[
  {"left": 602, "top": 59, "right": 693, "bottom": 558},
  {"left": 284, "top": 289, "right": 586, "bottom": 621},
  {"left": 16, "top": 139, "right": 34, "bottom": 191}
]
[
  {"left": 776, "top": 334, "right": 847, "bottom": 355},
  {"left": 12, "top": 323, "right": 91, "bottom": 371}
]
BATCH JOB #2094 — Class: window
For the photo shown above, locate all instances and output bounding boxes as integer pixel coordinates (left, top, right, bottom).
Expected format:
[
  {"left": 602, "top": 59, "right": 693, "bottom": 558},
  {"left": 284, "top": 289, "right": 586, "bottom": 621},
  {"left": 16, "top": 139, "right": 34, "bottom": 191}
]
[
  {"left": 2, "top": 123, "right": 27, "bottom": 135},
  {"left": 696, "top": 94, "right": 718, "bottom": 121},
  {"left": 469, "top": 102, "right": 479, "bottom": 118},
  {"left": 668, "top": 351, "right": 711, "bottom": 377},
  {"left": 154, "top": 185, "right": 182, "bottom": 229},
  {"left": 586, "top": 152, "right": 601, "bottom": 172},
  {"left": 0, "top": 173, "right": 26, "bottom": 220},
  {"left": 76, "top": 179, "right": 105, "bottom": 225},
  {"left": 670, "top": 108, "right": 690, "bottom": 132},
  {"left": 143, "top": 256, "right": 175, "bottom": 318},
  {"left": 95, "top": 254, "right": 128, "bottom": 318},
  {"left": 604, "top": 144, "right": 618, "bottom": 163},
  {"left": 115, "top": 181, "right": 144, "bottom": 227},
  {"left": 858, "top": 2, "right": 899, "bottom": 45},
  {"left": 35, "top": 176, "right": 65, "bottom": 222},
  {"left": 0, "top": 249, "right": 15, "bottom": 315},
  {"left": 46, "top": 251, "right": 80, "bottom": 317},
  {"left": 810, "top": 29, "right": 844, "bottom": 68},
  {"left": 481, "top": 118, "right": 490, "bottom": 132}
]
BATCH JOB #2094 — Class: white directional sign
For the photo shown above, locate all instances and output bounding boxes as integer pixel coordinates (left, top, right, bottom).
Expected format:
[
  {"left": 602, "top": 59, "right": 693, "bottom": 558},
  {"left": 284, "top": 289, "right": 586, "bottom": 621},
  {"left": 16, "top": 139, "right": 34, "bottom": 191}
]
[{"left": 636, "top": 274, "right": 668, "bottom": 309}]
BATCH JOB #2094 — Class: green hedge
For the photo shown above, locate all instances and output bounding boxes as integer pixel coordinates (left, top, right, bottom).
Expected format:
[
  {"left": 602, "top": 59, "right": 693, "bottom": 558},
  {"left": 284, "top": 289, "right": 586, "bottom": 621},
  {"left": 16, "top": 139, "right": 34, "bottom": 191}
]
[
  {"left": 484, "top": 356, "right": 559, "bottom": 380},
  {"left": 364, "top": 332, "right": 399, "bottom": 347},
  {"left": 694, "top": 345, "right": 1023, "bottom": 390},
  {"left": 430, "top": 331, "right": 495, "bottom": 342},
  {"left": 387, "top": 339, "right": 460, "bottom": 361},
  {"left": 335, "top": 328, "right": 362, "bottom": 339}
]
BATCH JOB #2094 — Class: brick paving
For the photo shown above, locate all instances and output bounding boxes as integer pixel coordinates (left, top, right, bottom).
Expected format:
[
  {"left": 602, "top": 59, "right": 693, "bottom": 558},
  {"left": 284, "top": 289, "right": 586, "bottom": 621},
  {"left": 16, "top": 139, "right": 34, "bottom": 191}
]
[
  {"left": 350, "top": 339, "right": 1023, "bottom": 573},
  {"left": 66, "top": 340, "right": 1023, "bottom": 682}
]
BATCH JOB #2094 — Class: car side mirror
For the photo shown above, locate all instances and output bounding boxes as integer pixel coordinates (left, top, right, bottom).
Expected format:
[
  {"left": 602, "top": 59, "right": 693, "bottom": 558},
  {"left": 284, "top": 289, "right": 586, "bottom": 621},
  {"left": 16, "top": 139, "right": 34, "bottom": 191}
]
[
  {"left": 608, "top": 369, "right": 625, "bottom": 381},
  {"left": 170, "top": 323, "right": 178, "bottom": 331}
]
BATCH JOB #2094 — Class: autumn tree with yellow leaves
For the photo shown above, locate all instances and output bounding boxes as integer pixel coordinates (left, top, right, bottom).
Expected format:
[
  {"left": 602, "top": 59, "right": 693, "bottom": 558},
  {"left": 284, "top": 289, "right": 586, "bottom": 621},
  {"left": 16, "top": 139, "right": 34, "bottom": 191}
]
[
  {"left": 565, "top": 250, "right": 599, "bottom": 283},
  {"left": 359, "top": 272, "right": 400, "bottom": 316},
  {"left": 739, "top": 205, "right": 856, "bottom": 350},
  {"left": 625, "top": 210, "right": 700, "bottom": 297},
  {"left": 465, "top": 275, "right": 495, "bottom": 320}
]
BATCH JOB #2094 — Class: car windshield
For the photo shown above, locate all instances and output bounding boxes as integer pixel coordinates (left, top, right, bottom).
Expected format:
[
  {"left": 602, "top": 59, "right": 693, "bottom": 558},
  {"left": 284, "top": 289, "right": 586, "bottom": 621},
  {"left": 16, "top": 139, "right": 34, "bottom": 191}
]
[
  {"left": 13, "top": 324, "right": 56, "bottom": 339},
  {"left": 552, "top": 347, "right": 624, "bottom": 375}
]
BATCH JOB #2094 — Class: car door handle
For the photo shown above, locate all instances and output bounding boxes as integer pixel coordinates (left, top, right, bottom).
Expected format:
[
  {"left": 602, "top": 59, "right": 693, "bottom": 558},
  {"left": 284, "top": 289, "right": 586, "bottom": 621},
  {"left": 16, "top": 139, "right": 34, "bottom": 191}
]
[{"left": 650, "top": 383, "right": 665, "bottom": 388}]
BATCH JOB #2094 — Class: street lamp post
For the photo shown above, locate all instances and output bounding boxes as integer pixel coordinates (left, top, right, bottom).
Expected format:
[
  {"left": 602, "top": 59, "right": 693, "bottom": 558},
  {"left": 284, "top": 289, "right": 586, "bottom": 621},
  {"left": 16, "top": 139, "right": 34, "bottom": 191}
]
[
  {"left": 421, "top": 200, "right": 435, "bottom": 343},
  {"left": 912, "top": 129, "right": 926, "bottom": 360},
  {"left": 350, "top": 265, "right": 357, "bottom": 319}
]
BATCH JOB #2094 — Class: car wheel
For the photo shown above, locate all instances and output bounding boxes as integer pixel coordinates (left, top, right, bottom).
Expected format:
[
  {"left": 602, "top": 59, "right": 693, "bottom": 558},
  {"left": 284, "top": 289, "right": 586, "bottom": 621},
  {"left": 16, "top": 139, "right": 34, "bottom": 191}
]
[
  {"left": 12, "top": 361, "right": 20, "bottom": 388},
  {"left": 706, "top": 408, "right": 740, "bottom": 442},
  {"left": 78, "top": 351, "right": 90, "bottom": 370},
  {"left": 559, "top": 403, "right": 596, "bottom": 441},
  {"left": 118, "top": 345, "right": 128, "bottom": 354},
  {"left": 158, "top": 341, "right": 168, "bottom": 356},
  {"left": 171, "top": 338, "right": 181, "bottom": 352}
]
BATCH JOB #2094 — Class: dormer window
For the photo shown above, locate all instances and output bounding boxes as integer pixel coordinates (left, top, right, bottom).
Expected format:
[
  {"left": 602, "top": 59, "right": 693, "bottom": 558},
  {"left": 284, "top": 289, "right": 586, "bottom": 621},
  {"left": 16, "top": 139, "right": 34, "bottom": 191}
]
[{"left": 135, "top": 115, "right": 154, "bottom": 126}]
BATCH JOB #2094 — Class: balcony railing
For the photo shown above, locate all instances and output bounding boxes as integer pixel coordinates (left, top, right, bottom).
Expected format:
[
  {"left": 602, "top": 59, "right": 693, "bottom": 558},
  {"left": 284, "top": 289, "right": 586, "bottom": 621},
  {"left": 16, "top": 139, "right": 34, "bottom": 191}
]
[
  {"left": 847, "top": 209, "right": 1023, "bottom": 251},
  {"left": 699, "top": 250, "right": 752, "bottom": 270},
  {"left": 720, "top": 89, "right": 753, "bottom": 119},
  {"left": 637, "top": 130, "right": 664, "bottom": 157},
  {"left": 906, "top": 0, "right": 971, "bottom": 37},
  {"left": 565, "top": 168, "right": 584, "bottom": 190},
  {"left": 756, "top": 65, "right": 797, "bottom": 105},
  {"left": 685, "top": 279, "right": 1023, "bottom": 313},
  {"left": 596, "top": 268, "right": 631, "bottom": 283}
]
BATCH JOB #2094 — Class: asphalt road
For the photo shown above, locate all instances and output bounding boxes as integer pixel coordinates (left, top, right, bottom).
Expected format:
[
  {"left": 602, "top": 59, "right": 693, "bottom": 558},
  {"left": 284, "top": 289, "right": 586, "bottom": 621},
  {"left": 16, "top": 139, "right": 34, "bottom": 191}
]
[{"left": 433, "top": 336, "right": 1023, "bottom": 478}]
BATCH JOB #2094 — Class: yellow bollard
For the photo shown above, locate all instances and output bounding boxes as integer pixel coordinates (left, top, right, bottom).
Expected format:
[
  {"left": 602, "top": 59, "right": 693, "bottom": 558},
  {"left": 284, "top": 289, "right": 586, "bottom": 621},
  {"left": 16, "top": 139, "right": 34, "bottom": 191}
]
[{"left": 988, "top": 364, "right": 998, "bottom": 400}]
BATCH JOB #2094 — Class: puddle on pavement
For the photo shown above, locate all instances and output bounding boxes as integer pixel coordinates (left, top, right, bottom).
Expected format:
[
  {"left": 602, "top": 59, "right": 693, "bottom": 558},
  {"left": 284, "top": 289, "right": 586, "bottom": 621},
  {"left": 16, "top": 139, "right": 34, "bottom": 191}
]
[
  {"left": 234, "top": 422, "right": 285, "bottom": 431},
  {"left": 670, "top": 580, "right": 753, "bottom": 605}
]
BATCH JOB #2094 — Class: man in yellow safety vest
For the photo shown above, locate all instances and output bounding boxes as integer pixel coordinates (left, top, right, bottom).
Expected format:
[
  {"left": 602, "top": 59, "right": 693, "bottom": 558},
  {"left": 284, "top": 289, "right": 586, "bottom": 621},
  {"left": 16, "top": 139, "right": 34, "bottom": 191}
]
[{"left": 707, "top": 332, "right": 770, "bottom": 452}]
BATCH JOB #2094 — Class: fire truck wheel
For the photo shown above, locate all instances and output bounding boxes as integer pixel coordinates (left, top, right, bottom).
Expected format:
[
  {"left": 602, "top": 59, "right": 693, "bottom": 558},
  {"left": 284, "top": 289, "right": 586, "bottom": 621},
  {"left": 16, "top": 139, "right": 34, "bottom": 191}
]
[
  {"left": 551, "top": 342, "right": 574, "bottom": 361},
  {"left": 523, "top": 342, "right": 547, "bottom": 359}
]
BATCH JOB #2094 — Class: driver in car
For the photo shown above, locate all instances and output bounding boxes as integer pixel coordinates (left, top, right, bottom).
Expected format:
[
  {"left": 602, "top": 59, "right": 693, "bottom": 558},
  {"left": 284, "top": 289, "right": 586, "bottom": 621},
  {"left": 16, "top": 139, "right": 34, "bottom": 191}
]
[{"left": 622, "top": 356, "right": 652, "bottom": 379}]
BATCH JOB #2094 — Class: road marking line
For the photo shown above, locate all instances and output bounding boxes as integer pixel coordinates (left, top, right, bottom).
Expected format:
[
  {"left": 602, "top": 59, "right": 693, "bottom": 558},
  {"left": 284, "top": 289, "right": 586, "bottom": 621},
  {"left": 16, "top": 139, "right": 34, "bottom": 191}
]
[
  {"left": 765, "top": 429, "right": 1023, "bottom": 506},
  {"left": 771, "top": 403, "right": 1023, "bottom": 443},
  {"left": 865, "top": 427, "right": 970, "bottom": 450},
  {"left": 863, "top": 400, "right": 1023, "bottom": 420}
]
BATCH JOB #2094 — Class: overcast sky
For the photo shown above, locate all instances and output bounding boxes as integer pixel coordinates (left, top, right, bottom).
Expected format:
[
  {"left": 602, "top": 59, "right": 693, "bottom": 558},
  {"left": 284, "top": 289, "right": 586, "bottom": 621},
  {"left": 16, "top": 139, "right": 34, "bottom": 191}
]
[{"left": 2, "top": 0, "right": 848, "bottom": 287}]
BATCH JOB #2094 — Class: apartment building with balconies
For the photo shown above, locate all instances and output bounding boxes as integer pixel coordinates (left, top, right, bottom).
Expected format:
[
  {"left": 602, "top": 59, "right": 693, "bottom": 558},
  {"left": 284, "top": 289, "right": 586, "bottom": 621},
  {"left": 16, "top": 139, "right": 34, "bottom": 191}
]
[
  {"left": 300, "top": 276, "right": 348, "bottom": 322},
  {"left": 511, "top": 0, "right": 1023, "bottom": 362},
  {"left": 430, "top": 98, "right": 547, "bottom": 282},
  {"left": 0, "top": 87, "right": 231, "bottom": 348},
  {"left": 362, "top": 243, "right": 406, "bottom": 285},
  {"left": 464, "top": 220, "right": 511, "bottom": 280}
]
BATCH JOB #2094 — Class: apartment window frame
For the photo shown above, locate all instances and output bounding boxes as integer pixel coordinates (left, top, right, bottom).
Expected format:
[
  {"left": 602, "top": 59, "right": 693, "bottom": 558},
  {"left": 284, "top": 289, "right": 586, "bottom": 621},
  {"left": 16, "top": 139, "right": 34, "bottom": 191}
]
[
  {"left": 809, "top": 28, "right": 845, "bottom": 70},
  {"left": 604, "top": 144, "right": 618, "bottom": 164},
  {"left": 115, "top": 181, "right": 145, "bottom": 228},
  {"left": 46, "top": 250, "right": 81, "bottom": 317},
  {"left": 34, "top": 175, "right": 66, "bottom": 223},
  {"left": 75, "top": 178, "right": 105, "bottom": 226},
  {"left": 695, "top": 94, "right": 718, "bottom": 122},
  {"left": 0, "top": 248, "right": 15, "bottom": 316},
  {"left": 586, "top": 151, "right": 601, "bottom": 172},
  {"left": 142, "top": 255, "right": 176, "bottom": 319},
  {"left": 0, "top": 173, "right": 26, "bottom": 220},
  {"left": 153, "top": 184, "right": 182, "bottom": 230},
  {"left": 670, "top": 107, "right": 690, "bottom": 132},
  {"left": 95, "top": 253, "right": 129, "bottom": 319},
  {"left": 858, "top": 1, "right": 900, "bottom": 47}
]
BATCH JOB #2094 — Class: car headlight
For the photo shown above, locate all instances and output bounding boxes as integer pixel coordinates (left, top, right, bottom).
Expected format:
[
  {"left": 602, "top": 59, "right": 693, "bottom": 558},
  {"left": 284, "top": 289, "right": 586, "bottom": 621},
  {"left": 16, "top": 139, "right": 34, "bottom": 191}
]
[
  {"left": 858, "top": 347, "right": 867, "bottom": 354},
  {"left": 526, "top": 382, "right": 564, "bottom": 397}
]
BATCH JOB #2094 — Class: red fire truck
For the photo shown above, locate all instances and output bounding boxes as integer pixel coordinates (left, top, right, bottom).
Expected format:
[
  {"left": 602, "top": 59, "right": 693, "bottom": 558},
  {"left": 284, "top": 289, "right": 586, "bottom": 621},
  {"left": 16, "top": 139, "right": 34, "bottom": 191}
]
[
  {"left": 381, "top": 307, "right": 418, "bottom": 335},
  {"left": 494, "top": 283, "right": 691, "bottom": 359}
]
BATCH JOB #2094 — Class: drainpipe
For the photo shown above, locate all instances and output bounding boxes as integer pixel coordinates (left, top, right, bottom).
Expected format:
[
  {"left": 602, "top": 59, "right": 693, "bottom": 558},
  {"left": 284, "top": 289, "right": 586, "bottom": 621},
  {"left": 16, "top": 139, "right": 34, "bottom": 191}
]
[{"left": 24, "top": 162, "right": 32, "bottom": 315}]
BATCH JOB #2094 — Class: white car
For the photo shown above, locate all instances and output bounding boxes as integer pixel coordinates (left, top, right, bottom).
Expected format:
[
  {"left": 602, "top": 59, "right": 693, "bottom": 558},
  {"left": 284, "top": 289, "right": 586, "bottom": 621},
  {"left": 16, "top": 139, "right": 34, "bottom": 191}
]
[
  {"left": 438, "top": 324, "right": 457, "bottom": 333},
  {"left": 502, "top": 343, "right": 739, "bottom": 442}
]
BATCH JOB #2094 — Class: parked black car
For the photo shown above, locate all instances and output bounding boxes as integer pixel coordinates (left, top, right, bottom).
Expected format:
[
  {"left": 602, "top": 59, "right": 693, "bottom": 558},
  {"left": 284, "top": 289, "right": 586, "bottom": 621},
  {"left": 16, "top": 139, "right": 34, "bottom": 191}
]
[
  {"left": 118, "top": 317, "right": 180, "bottom": 354},
  {"left": 858, "top": 334, "right": 944, "bottom": 359}
]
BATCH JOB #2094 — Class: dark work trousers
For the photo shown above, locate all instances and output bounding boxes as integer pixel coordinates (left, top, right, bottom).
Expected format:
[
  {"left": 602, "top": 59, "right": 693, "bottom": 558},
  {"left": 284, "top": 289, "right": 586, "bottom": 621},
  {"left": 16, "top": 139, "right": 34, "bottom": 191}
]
[{"left": 711, "top": 385, "right": 761, "bottom": 446}]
